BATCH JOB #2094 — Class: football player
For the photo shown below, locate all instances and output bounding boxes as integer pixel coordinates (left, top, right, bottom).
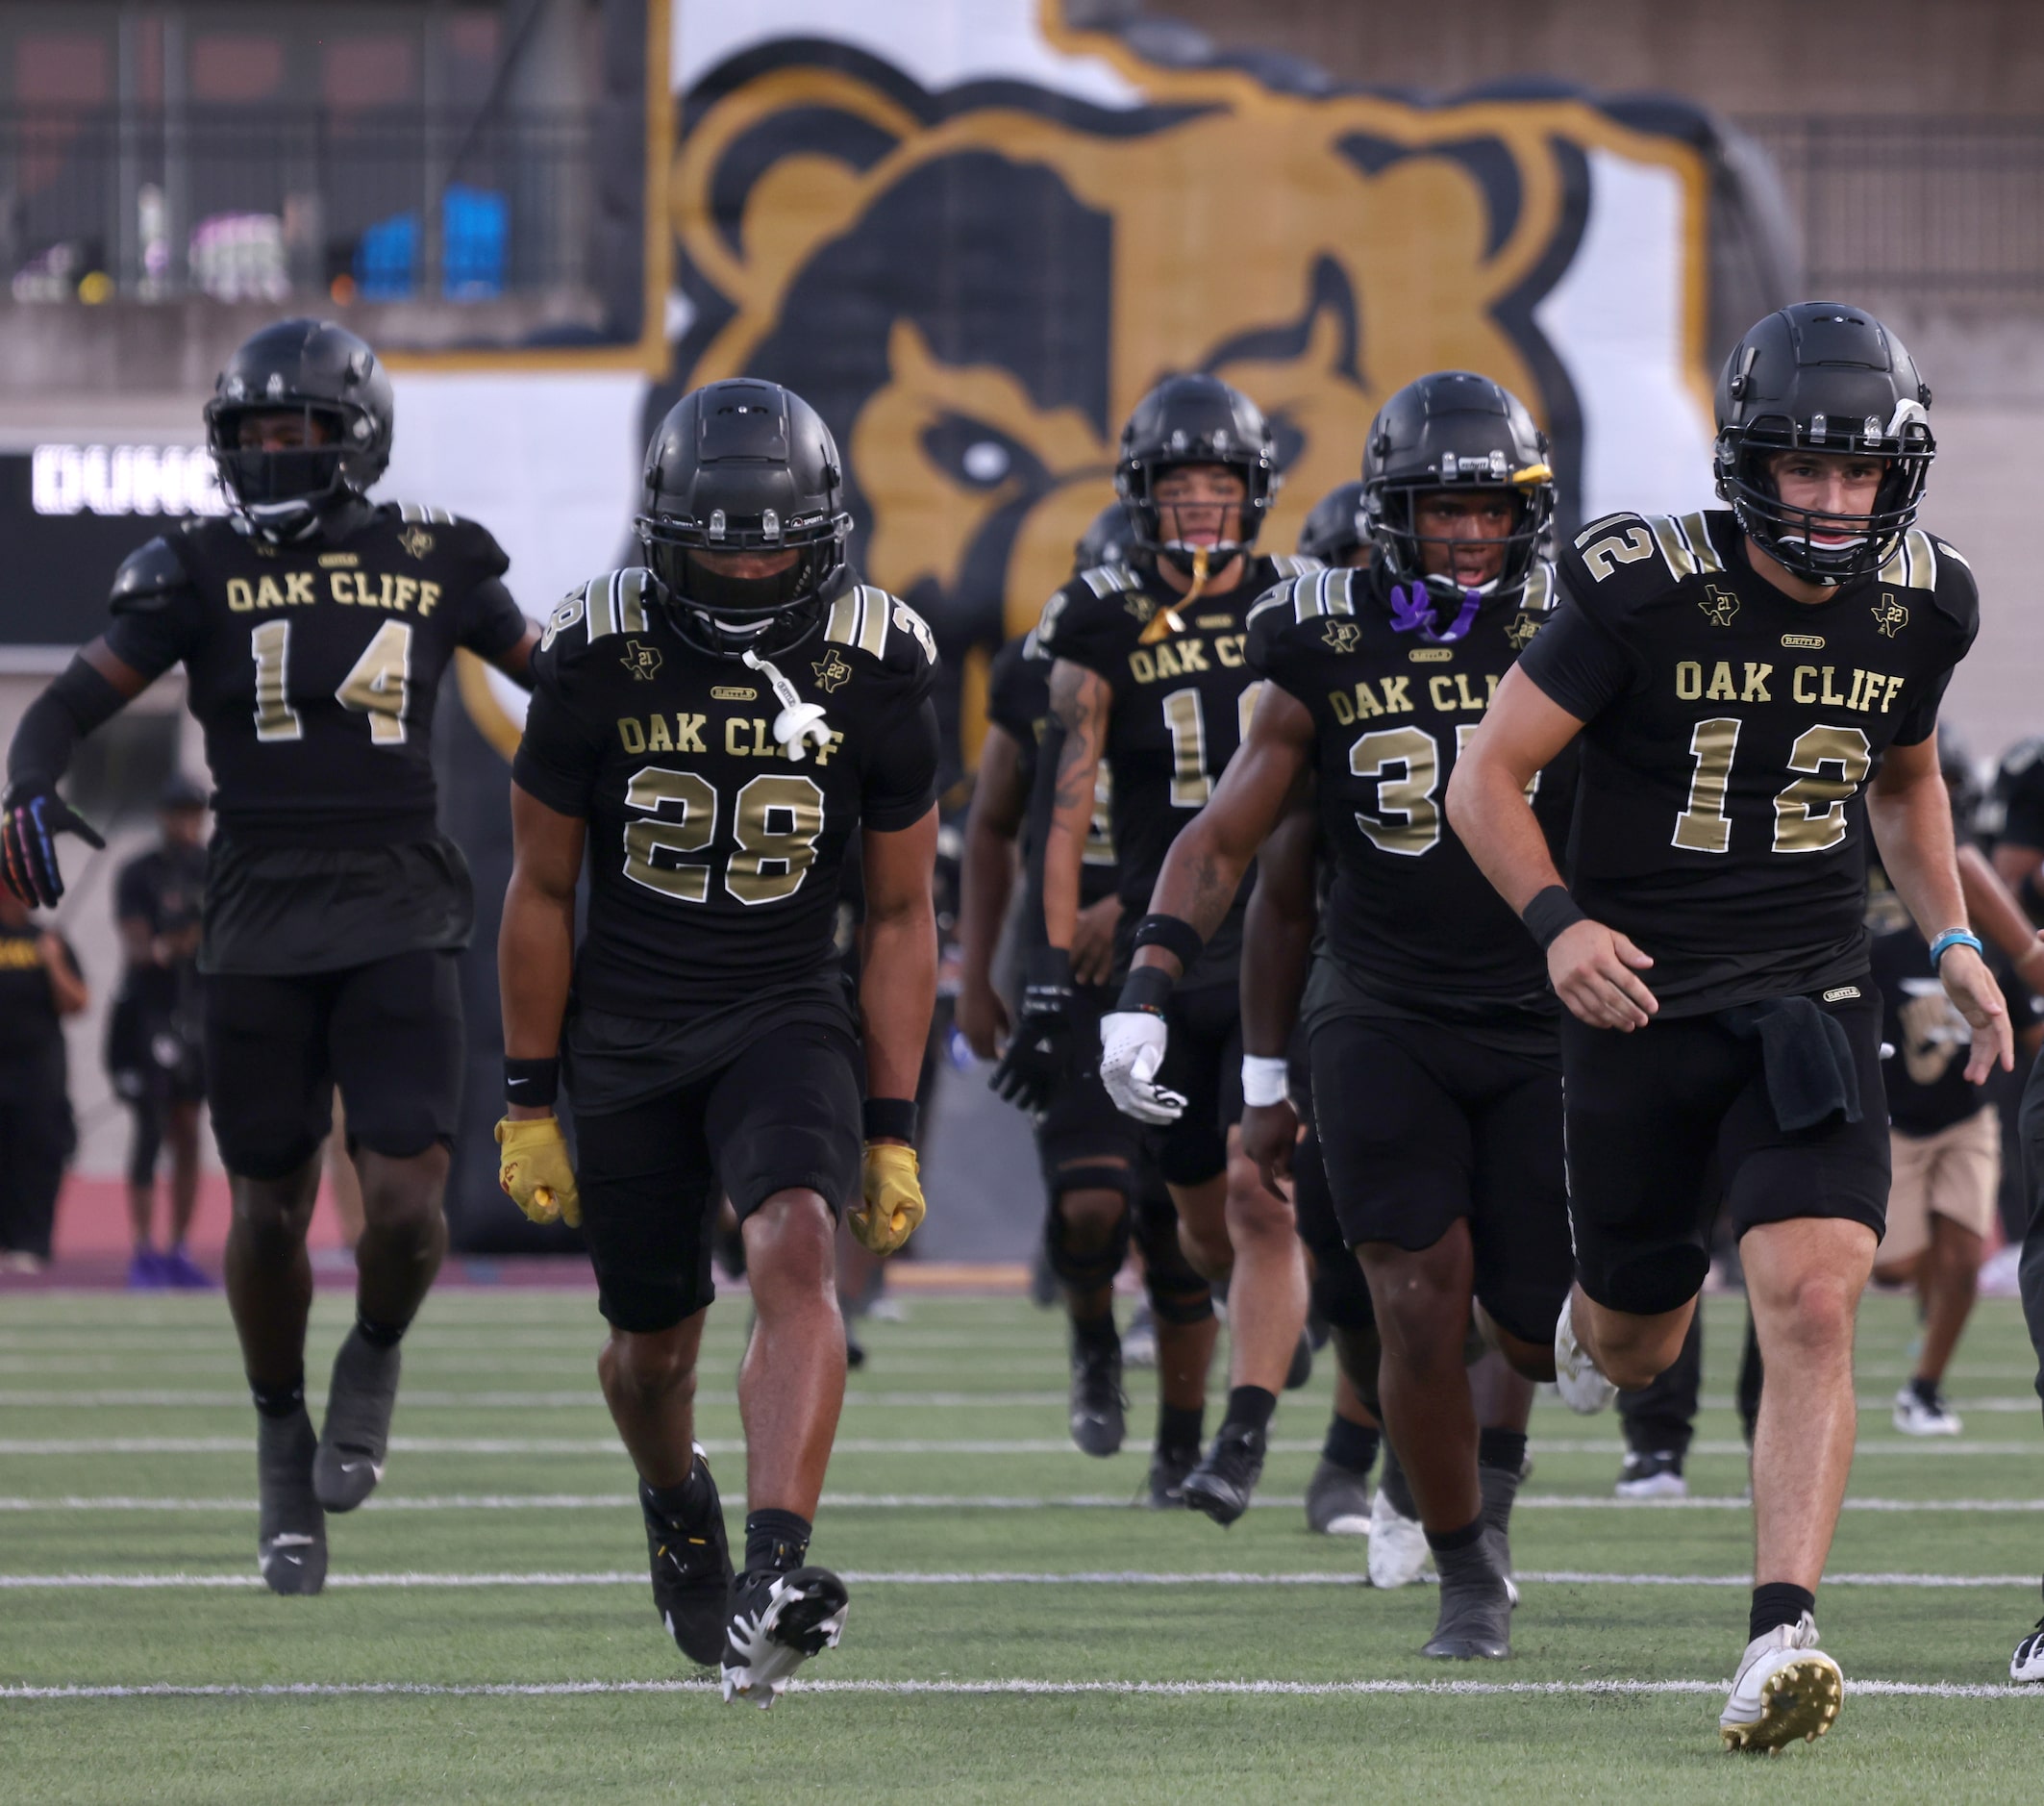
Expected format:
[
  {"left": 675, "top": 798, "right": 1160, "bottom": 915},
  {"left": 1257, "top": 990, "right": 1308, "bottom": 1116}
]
[
  {"left": 1450, "top": 302, "right": 2010, "bottom": 1748},
  {"left": 960, "top": 617, "right": 1217, "bottom": 1490},
  {"left": 1112, "top": 374, "right": 1572, "bottom": 1656},
  {"left": 1, "top": 319, "right": 536, "bottom": 1594},
  {"left": 1000, "top": 376, "right": 1318, "bottom": 1521},
  {"left": 496, "top": 379, "right": 938, "bottom": 1708}
]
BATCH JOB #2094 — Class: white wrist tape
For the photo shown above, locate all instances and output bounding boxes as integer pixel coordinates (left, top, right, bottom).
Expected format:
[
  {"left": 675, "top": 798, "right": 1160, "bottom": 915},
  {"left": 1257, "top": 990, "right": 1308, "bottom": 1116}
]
[{"left": 1240, "top": 1054, "right": 1290, "bottom": 1110}]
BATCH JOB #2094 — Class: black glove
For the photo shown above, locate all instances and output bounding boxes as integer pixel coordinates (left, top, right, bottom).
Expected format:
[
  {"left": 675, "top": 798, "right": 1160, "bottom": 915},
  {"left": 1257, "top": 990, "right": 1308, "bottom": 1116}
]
[
  {"left": 989, "top": 945, "right": 1076, "bottom": 1113},
  {"left": 1, "top": 781, "right": 105, "bottom": 909}
]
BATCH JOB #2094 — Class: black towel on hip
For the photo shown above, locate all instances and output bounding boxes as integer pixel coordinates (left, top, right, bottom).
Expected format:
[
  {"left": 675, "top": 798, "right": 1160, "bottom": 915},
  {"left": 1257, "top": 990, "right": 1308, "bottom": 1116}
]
[{"left": 1715, "top": 995, "right": 1862, "bottom": 1133}]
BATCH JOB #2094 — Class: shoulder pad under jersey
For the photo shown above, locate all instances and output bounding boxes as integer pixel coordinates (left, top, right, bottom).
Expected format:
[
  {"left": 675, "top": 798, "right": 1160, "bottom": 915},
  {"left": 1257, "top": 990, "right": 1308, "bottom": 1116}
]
[
  {"left": 377, "top": 500, "right": 511, "bottom": 577},
  {"left": 1246, "top": 566, "right": 1363, "bottom": 679},
  {"left": 820, "top": 583, "right": 939, "bottom": 677},
  {"left": 109, "top": 536, "right": 195, "bottom": 614},
  {"left": 1880, "top": 529, "right": 1978, "bottom": 634},
  {"left": 1070, "top": 562, "right": 1145, "bottom": 600},
  {"left": 537, "top": 568, "right": 657, "bottom": 662},
  {"left": 1560, "top": 510, "right": 1732, "bottom": 616},
  {"left": 1261, "top": 552, "right": 1325, "bottom": 581}
]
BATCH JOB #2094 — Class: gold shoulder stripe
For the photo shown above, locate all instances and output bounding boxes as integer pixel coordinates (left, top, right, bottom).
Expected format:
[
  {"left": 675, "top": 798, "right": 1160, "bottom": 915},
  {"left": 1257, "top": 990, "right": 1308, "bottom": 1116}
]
[
  {"left": 617, "top": 568, "right": 649, "bottom": 634},
  {"left": 1522, "top": 563, "right": 1557, "bottom": 613},
  {"left": 1878, "top": 529, "right": 1938, "bottom": 589},
  {"left": 825, "top": 589, "right": 861, "bottom": 647},
  {"left": 1246, "top": 589, "right": 1291, "bottom": 629},
  {"left": 1326, "top": 569, "right": 1356, "bottom": 615},
  {"left": 586, "top": 574, "right": 618, "bottom": 641},
  {"left": 1646, "top": 514, "right": 1698, "bottom": 582},
  {"left": 855, "top": 585, "right": 890, "bottom": 658},
  {"left": 1679, "top": 511, "right": 1725, "bottom": 574},
  {"left": 1937, "top": 539, "right": 1971, "bottom": 572},
  {"left": 1289, "top": 576, "right": 1324, "bottom": 624}
]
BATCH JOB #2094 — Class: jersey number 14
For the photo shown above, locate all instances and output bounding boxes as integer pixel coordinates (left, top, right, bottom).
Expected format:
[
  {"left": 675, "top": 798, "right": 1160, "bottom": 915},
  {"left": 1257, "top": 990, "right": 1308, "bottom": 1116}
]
[{"left": 251, "top": 620, "right": 412, "bottom": 744}]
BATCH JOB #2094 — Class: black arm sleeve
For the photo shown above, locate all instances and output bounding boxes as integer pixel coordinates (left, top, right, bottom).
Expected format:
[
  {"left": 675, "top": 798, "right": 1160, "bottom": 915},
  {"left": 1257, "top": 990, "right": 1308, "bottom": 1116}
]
[
  {"left": 457, "top": 575, "right": 531, "bottom": 661},
  {"left": 1511, "top": 597, "right": 1639, "bottom": 723},
  {"left": 1016, "top": 714, "right": 1065, "bottom": 955},
  {"left": 6, "top": 658, "right": 129, "bottom": 790},
  {"left": 862, "top": 696, "right": 941, "bottom": 832}
]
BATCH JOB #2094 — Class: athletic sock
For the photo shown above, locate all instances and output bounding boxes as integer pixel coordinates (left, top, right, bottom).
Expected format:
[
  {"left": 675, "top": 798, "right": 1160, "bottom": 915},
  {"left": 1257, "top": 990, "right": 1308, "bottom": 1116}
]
[
  {"left": 645, "top": 1461, "right": 712, "bottom": 1525},
  {"left": 355, "top": 1313, "right": 406, "bottom": 1350},
  {"left": 1071, "top": 1310, "right": 1118, "bottom": 1354},
  {"left": 1224, "top": 1384, "right": 1277, "bottom": 1435},
  {"left": 250, "top": 1377, "right": 306, "bottom": 1419},
  {"left": 1909, "top": 1374, "right": 1941, "bottom": 1406},
  {"left": 1477, "top": 1430, "right": 1525, "bottom": 1538},
  {"left": 1158, "top": 1402, "right": 1204, "bottom": 1454},
  {"left": 1477, "top": 1427, "right": 1528, "bottom": 1475},
  {"left": 1424, "top": 1512, "right": 1486, "bottom": 1555},
  {"left": 1750, "top": 1581, "right": 1816, "bottom": 1642},
  {"left": 1323, "top": 1414, "right": 1380, "bottom": 1475},
  {"left": 744, "top": 1508, "right": 812, "bottom": 1576}
]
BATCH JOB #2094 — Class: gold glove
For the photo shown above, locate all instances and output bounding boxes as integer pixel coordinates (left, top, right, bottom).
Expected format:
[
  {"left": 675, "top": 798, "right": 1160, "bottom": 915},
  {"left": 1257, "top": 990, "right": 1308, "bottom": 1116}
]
[
  {"left": 494, "top": 1116, "right": 581, "bottom": 1228},
  {"left": 850, "top": 1141, "right": 925, "bottom": 1256}
]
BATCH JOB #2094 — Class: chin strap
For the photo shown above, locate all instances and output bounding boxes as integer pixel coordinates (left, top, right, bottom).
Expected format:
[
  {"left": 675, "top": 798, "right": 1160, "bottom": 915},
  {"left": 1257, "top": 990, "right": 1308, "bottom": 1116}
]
[
  {"left": 1136, "top": 544, "right": 1210, "bottom": 646},
  {"left": 742, "top": 648, "right": 833, "bottom": 761}
]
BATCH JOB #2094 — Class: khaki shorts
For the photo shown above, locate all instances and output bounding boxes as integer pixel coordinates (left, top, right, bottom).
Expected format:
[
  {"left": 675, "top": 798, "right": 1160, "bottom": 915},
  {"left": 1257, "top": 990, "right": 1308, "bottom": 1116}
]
[{"left": 1878, "top": 1106, "right": 2001, "bottom": 1267}]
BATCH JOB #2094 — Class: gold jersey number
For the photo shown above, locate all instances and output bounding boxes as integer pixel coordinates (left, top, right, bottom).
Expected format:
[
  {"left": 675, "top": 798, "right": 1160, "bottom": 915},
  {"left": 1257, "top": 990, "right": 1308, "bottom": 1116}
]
[
  {"left": 621, "top": 765, "right": 825, "bottom": 906},
  {"left": 249, "top": 619, "right": 412, "bottom": 745}
]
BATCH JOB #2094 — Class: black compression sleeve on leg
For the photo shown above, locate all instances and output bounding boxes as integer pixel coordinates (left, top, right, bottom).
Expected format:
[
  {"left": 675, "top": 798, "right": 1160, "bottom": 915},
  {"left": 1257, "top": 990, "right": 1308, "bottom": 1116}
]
[{"left": 7, "top": 658, "right": 127, "bottom": 789}]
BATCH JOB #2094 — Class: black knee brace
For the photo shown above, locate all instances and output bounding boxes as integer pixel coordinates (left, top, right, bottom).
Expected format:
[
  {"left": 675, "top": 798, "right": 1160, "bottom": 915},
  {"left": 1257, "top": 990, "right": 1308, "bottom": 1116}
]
[
  {"left": 1044, "top": 1166, "right": 1134, "bottom": 1292},
  {"left": 1309, "top": 1242, "right": 1376, "bottom": 1333},
  {"left": 1133, "top": 1184, "right": 1213, "bottom": 1325}
]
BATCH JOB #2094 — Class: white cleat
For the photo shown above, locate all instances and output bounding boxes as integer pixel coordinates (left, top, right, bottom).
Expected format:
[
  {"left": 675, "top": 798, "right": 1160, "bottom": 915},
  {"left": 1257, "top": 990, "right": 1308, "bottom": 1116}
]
[
  {"left": 1614, "top": 1450, "right": 1688, "bottom": 1499},
  {"left": 1553, "top": 1293, "right": 1616, "bottom": 1416},
  {"left": 1367, "top": 1483, "right": 1430, "bottom": 1590},
  {"left": 1719, "top": 1613, "right": 1843, "bottom": 1753},
  {"left": 2012, "top": 1614, "right": 2044, "bottom": 1683},
  {"left": 720, "top": 1567, "right": 849, "bottom": 1710},
  {"left": 1891, "top": 1383, "right": 1961, "bottom": 1437}
]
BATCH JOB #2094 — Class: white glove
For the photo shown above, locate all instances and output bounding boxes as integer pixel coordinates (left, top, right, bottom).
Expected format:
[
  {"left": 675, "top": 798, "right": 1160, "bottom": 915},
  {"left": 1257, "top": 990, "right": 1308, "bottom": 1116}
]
[{"left": 1099, "top": 1010, "right": 1186, "bottom": 1124}]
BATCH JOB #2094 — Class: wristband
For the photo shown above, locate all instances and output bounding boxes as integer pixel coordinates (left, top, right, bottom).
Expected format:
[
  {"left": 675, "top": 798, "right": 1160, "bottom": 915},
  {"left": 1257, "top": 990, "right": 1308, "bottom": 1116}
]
[
  {"left": 1022, "top": 943, "right": 1073, "bottom": 995},
  {"left": 1115, "top": 966, "right": 1174, "bottom": 1016},
  {"left": 1241, "top": 1054, "right": 1290, "bottom": 1110},
  {"left": 1928, "top": 927, "right": 1984, "bottom": 966},
  {"left": 1521, "top": 884, "right": 1587, "bottom": 950},
  {"left": 1131, "top": 912, "right": 1205, "bottom": 969},
  {"left": 863, "top": 1096, "right": 919, "bottom": 1144},
  {"left": 504, "top": 1056, "right": 560, "bottom": 1109}
]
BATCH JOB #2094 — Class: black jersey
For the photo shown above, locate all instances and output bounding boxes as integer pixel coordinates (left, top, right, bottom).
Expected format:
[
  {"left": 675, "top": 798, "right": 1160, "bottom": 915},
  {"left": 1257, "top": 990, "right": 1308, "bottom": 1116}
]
[
  {"left": 1520, "top": 510, "right": 1979, "bottom": 1015},
  {"left": 1035, "top": 551, "right": 1319, "bottom": 987},
  {"left": 985, "top": 632, "right": 1117, "bottom": 908},
  {"left": 112, "top": 842, "right": 206, "bottom": 1012},
  {"left": 1869, "top": 921, "right": 1988, "bottom": 1136},
  {"left": 0, "top": 920, "right": 75, "bottom": 1098},
  {"left": 513, "top": 570, "right": 940, "bottom": 1042},
  {"left": 99, "top": 500, "right": 529, "bottom": 975},
  {"left": 1248, "top": 560, "right": 1575, "bottom": 1052}
]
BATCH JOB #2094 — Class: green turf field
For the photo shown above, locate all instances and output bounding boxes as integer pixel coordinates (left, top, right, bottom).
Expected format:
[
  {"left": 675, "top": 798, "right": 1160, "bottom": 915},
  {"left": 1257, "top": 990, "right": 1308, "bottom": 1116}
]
[{"left": 2, "top": 1285, "right": 2040, "bottom": 1804}]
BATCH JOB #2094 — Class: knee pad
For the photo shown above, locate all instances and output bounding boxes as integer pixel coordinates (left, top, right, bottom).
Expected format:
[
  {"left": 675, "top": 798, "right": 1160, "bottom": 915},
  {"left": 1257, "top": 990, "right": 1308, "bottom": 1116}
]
[
  {"left": 1133, "top": 1186, "right": 1213, "bottom": 1325},
  {"left": 1044, "top": 1167, "right": 1134, "bottom": 1290},
  {"left": 1309, "top": 1243, "right": 1375, "bottom": 1333}
]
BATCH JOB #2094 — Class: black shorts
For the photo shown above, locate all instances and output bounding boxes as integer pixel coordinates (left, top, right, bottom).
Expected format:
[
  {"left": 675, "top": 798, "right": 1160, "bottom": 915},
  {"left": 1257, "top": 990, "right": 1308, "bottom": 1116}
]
[
  {"left": 1149, "top": 982, "right": 1243, "bottom": 1188},
  {"left": 1036, "top": 986, "right": 1144, "bottom": 1191},
  {"left": 573, "top": 1020, "right": 863, "bottom": 1333},
  {"left": 205, "top": 949, "right": 462, "bottom": 1178},
  {"left": 1309, "top": 1012, "right": 1571, "bottom": 1346},
  {"left": 1560, "top": 987, "right": 1890, "bottom": 1317}
]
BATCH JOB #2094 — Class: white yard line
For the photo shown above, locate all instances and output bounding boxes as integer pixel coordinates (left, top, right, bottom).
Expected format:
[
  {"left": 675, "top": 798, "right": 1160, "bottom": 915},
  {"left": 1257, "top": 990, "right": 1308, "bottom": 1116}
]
[{"left": 0, "top": 1568, "right": 2032, "bottom": 1591}]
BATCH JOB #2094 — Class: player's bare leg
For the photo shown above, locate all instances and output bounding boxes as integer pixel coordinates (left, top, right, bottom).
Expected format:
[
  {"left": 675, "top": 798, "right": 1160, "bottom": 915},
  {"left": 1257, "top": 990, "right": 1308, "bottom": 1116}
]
[
  {"left": 1052, "top": 1171, "right": 1133, "bottom": 1456},
  {"left": 1362, "top": 1228, "right": 1481, "bottom": 1536},
  {"left": 1743, "top": 1217, "right": 1876, "bottom": 1592},
  {"left": 600, "top": 1311, "right": 709, "bottom": 1489},
  {"left": 1569, "top": 1285, "right": 1695, "bottom": 1392},
  {"left": 738, "top": 1188, "right": 847, "bottom": 1519},
  {"left": 226, "top": 1160, "right": 324, "bottom": 1594}
]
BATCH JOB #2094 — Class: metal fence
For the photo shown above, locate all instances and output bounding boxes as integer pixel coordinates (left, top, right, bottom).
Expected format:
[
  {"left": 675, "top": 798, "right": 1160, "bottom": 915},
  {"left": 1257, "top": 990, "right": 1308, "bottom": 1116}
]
[
  {"left": 1740, "top": 115, "right": 2044, "bottom": 310},
  {"left": 0, "top": 105, "right": 596, "bottom": 305}
]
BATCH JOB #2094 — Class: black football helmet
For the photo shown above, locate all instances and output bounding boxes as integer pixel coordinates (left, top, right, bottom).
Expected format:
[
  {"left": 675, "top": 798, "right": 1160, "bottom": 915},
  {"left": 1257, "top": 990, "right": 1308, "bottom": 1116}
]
[
  {"left": 1114, "top": 375, "right": 1276, "bottom": 578},
  {"left": 1361, "top": 371, "right": 1553, "bottom": 598},
  {"left": 1072, "top": 501, "right": 1135, "bottom": 575},
  {"left": 203, "top": 319, "right": 392, "bottom": 540},
  {"left": 636, "top": 379, "right": 852, "bottom": 660},
  {"left": 1713, "top": 302, "right": 1933, "bottom": 585},
  {"left": 1297, "top": 481, "right": 1367, "bottom": 565}
]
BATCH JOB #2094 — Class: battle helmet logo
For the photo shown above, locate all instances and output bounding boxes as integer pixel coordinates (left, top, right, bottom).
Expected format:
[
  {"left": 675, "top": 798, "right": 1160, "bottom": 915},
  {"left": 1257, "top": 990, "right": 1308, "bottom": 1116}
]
[
  {"left": 1124, "top": 593, "right": 1158, "bottom": 625},
  {"left": 620, "top": 639, "right": 662, "bottom": 682},
  {"left": 1505, "top": 613, "right": 1543, "bottom": 651},
  {"left": 397, "top": 526, "right": 435, "bottom": 561},
  {"left": 811, "top": 649, "right": 855, "bottom": 693},
  {"left": 1872, "top": 592, "right": 1909, "bottom": 638},
  {"left": 1699, "top": 584, "right": 1740, "bottom": 627},
  {"left": 1322, "top": 618, "right": 1361, "bottom": 654}
]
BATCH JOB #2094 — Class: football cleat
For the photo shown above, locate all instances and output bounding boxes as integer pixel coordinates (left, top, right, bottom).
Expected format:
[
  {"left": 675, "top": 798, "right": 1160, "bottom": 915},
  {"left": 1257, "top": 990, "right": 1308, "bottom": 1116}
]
[
  {"left": 1553, "top": 1292, "right": 1616, "bottom": 1415},
  {"left": 1891, "top": 1382, "right": 1961, "bottom": 1437},
  {"left": 1719, "top": 1613, "right": 1843, "bottom": 1752},
  {"left": 643, "top": 1448, "right": 734, "bottom": 1667},
  {"left": 1615, "top": 1448, "right": 1688, "bottom": 1498},
  {"left": 1367, "top": 1480, "right": 1429, "bottom": 1590},
  {"left": 2011, "top": 1613, "right": 2044, "bottom": 1682},
  {"left": 1181, "top": 1422, "right": 1266, "bottom": 1526},
  {"left": 1144, "top": 1442, "right": 1199, "bottom": 1509},
  {"left": 313, "top": 1325, "right": 401, "bottom": 1512},
  {"left": 1068, "top": 1330, "right": 1127, "bottom": 1458},
  {"left": 1304, "top": 1457, "right": 1372, "bottom": 1536},
  {"left": 1422, "top": 1532, "right": 1512, "bottom": 1660},
  {"left": 257, "top": 1406, "right": 327, "bottom": 1596},
  {"left": 721, "top": 1566, "right": 849, "bottom": 1709}
]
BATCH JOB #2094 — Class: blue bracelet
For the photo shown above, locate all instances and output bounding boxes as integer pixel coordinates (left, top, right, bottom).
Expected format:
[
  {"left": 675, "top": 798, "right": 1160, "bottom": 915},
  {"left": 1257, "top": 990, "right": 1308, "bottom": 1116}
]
[{"left": 1927, "top": 927, "right": 1983, "bottom": 966}]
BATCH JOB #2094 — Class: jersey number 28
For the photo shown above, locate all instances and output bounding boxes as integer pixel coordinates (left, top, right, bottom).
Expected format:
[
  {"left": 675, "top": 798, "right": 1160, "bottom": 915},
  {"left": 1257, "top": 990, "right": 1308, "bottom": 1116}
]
[{"left": 621, "top": 767, "right": 826, "bottom": 906}]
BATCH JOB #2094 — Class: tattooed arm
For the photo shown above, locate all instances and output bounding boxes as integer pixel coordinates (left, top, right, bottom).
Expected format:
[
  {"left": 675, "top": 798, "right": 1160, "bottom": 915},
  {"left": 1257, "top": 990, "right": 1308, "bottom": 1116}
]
[
  {"left": 1038, "top": 658, "right": 1112, "bottom": 951},
  {"left": 1132, "top": 681, "right": 1316, "bottom": 980}
]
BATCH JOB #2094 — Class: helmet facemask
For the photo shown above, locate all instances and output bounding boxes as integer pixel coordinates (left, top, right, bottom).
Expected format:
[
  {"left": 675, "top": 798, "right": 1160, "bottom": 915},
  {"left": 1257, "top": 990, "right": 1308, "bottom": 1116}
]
[
  {"left": 205, "top": 402, "right": 359, "bottom": 541},
  {"left": 637, "top": 513, "right": 845, "bottom": 662},
  {"left": 1119, "top": 457, "right": 1269, "bottom": 586},
  {"left": 1369, "top": 470, "right": 1553, "bottom": 603}
]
